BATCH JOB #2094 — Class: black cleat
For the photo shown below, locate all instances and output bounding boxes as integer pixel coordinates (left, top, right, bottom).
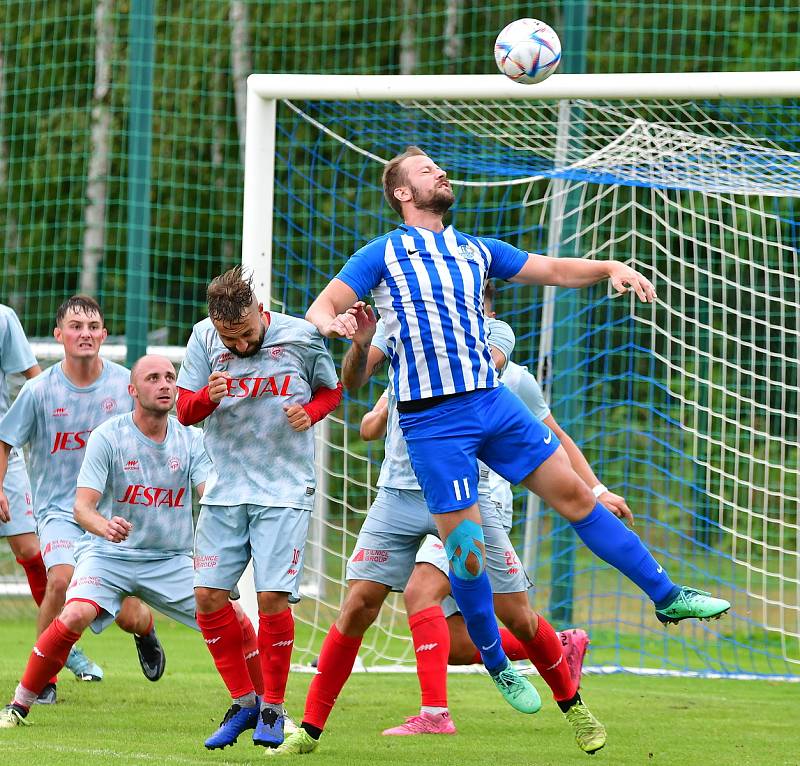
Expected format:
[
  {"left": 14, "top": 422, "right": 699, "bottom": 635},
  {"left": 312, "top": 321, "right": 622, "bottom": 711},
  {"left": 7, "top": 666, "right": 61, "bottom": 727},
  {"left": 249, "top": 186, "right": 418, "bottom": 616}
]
[
  {"left": 35, "top": 682, "right": 57, "bottom": 705},
  {"left": 134, "top": 626, "right": 166, "bottom": 682}
]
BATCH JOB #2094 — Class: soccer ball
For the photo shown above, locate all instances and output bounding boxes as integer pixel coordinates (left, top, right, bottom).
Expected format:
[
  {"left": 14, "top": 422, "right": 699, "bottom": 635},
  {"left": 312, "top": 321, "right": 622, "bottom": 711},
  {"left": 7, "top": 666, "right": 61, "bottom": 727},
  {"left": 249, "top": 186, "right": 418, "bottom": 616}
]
[{"left": 494, "top": 18, "right": 561, "bottom": 85}]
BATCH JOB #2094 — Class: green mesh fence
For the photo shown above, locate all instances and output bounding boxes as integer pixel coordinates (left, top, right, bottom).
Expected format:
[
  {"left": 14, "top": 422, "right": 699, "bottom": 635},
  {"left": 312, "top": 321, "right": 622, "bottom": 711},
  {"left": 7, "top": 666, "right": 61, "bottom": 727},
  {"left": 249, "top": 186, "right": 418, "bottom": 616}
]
[{"left": 0, "top": 2, "right": 798, "bottom": 644}]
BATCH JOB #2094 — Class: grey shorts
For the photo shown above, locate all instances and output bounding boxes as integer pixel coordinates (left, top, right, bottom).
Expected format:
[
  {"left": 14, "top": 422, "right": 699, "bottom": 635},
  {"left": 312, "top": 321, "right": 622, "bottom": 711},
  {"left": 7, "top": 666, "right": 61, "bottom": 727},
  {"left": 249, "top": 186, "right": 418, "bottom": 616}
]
[
  {"left": 67, "top": 545, "right": 197, "bottom": 634},
  {"left": 194, "top": 503, "right": 311, "bottom": 597},
  {"left": 0, "top": 460, "right": 35, "bottom": 538},
  {"left": 38, "top": 515, "right": 88, "bottom": 570},
  {"left": 346, "top": 489, "right": 531, "bottom": 596},
  {"left": 415, "top": 505, "right": 531, "bottom": 597}
]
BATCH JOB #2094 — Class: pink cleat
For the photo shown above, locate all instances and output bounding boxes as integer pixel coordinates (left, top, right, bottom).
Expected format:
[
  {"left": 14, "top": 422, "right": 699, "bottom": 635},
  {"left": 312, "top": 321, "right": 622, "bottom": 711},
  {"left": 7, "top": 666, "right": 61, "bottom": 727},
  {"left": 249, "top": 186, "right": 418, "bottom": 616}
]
[
  {"left": 559, "top": 628, "right": 590, "bottom": 688},
  {"left": 382, "top": 711, "right": 457, "bottom": 736}
]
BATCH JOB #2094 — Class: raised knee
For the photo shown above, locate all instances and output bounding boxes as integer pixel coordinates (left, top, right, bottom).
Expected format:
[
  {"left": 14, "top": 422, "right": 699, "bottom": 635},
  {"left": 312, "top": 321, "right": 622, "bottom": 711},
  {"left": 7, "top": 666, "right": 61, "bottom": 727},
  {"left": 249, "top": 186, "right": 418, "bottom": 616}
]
[{"left": 446, "top": 520, "right": 485, "bottom": 580}]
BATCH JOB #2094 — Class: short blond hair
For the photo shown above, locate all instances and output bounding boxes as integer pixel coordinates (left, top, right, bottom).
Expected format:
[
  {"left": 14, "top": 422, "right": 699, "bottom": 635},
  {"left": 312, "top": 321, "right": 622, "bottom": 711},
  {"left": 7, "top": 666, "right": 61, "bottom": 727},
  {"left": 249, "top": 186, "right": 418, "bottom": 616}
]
[{"left": 382, "top": 145, "right": 427, "bottom": 216}]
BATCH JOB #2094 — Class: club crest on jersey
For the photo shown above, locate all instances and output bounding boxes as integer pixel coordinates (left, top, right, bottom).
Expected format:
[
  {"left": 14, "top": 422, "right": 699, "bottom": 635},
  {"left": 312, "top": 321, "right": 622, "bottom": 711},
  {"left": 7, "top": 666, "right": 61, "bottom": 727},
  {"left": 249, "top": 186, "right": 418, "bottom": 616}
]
[
  {"left": 457, "top": 243, "right": 477, "bottom": 261},
  {"left": 167, "top": 456, "right": 181, "bottom": 472},
  {"left": 101, "top": 397, "right": 116, "bottom": 413},
  {"left": 270, "top": 346, "right": 284, "bottom": 359}
]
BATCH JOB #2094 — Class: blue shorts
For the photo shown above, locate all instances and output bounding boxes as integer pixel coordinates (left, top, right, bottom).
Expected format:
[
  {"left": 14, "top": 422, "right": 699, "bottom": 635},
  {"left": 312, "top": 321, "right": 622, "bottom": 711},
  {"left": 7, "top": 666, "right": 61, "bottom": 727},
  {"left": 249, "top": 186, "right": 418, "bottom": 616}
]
[{"left": 399, "top": 386, "right": 560, "bottom": 513}]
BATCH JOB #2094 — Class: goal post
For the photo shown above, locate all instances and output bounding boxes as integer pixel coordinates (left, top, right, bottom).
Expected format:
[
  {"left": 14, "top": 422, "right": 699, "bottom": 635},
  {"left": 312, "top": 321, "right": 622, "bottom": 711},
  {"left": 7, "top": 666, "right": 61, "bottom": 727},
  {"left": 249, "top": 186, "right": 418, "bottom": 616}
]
[{"left": 241, "top": 72, "right": 800, "bottom": 679}]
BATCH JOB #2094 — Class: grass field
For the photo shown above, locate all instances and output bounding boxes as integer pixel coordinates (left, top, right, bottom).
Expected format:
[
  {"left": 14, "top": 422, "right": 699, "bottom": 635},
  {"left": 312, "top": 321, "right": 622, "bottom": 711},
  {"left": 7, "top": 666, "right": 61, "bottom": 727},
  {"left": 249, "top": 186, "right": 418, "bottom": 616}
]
[{"left": 0, "top": 616, "right": 796, "bottom": 766}]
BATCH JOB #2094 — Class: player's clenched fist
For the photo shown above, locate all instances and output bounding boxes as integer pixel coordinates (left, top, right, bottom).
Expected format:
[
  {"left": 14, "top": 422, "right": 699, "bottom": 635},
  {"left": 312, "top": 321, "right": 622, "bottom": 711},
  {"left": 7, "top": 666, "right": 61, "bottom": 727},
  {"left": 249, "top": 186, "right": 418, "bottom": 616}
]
[
  {"left": 284, "top": 403, "right": 312, "bottom": 432},
  {"left": 207, "top": 370, "right": 231, "bottom": 403},
  {"left": 105, "top": 516, "right": 132, "bottom": 543}
]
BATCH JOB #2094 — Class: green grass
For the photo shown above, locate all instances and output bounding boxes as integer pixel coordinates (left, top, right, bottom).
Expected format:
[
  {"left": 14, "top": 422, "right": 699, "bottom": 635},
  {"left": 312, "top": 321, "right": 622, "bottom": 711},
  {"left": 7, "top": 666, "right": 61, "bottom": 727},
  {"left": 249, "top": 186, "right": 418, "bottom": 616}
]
[{"left": 0, "top": 617, "right": 796, "bottom": 766}]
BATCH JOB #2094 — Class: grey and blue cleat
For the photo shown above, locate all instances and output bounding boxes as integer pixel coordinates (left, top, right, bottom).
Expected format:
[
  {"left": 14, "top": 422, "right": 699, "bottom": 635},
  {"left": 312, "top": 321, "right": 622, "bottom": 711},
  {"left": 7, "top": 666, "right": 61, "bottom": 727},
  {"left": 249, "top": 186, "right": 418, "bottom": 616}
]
[{"left": 254, "top": 706, "right": 285, "bottom": 748}]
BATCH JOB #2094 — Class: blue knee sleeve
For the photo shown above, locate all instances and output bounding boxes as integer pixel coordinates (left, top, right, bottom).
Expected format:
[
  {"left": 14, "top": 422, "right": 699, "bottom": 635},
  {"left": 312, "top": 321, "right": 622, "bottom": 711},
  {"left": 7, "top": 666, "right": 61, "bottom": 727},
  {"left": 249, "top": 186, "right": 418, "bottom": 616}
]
[{"left": 444, "top": 519, "right": 484, "bottom": 580}]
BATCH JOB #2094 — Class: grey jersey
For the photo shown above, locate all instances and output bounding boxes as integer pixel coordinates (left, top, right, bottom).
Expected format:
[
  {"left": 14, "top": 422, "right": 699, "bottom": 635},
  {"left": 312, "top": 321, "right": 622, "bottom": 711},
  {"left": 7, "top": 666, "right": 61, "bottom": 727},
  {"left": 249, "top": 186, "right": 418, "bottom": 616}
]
[
  {"left": 77, "top": 413, "right": 210, "bottom": 560},
  {"left": 177, "top": 313, "right": 339, "bottom": 508},
  {"left": 373, "top": 317, "right": 515, "bottom": 494},
  {"left": 0, "top": 305, "right": 38, "bottom": 469},
  {"left": 0, "top": 360, "right": 132, "bottom": 521},
  {"left": 487, "top": 360, "right": 551, "bottom": 529}
]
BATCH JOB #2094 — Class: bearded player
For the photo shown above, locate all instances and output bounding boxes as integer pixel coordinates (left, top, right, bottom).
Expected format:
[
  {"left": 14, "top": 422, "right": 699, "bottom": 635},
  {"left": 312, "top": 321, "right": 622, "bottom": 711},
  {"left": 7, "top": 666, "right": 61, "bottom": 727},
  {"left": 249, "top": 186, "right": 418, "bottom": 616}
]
[{"left": 176, "top": 267, "right": 342, "bottom": 750}]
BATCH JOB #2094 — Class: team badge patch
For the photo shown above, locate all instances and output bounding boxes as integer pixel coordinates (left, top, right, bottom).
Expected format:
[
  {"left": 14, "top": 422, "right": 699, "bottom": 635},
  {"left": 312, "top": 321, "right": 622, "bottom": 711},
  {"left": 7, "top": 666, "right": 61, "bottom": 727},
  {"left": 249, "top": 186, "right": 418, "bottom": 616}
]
[
  {"left": 101, "top": 397, "right": 116, "bottom": 413},
  {"left": 167, "top": 456, "right": 181, "bottom": 472},
  {"left": 457, "top": 244, "right": 476, "bottom": 261},
  {"left": 270, "top": 346, "right": 284, "bottom": 359}
]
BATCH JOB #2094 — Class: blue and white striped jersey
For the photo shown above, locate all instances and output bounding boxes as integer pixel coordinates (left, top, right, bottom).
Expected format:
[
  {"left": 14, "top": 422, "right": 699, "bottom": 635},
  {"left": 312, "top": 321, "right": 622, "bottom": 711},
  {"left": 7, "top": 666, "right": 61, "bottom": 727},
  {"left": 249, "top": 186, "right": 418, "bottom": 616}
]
[{"left": 336, "top": 225, "right": 528, "bottom": 402}]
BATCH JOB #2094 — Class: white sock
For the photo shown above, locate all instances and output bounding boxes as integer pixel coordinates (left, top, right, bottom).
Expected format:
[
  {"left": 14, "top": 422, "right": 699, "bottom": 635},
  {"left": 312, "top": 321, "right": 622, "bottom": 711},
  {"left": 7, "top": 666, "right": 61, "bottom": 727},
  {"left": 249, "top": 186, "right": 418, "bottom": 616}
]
[{"left": 421, "top": 706, "right": 448, "bottom": 716}]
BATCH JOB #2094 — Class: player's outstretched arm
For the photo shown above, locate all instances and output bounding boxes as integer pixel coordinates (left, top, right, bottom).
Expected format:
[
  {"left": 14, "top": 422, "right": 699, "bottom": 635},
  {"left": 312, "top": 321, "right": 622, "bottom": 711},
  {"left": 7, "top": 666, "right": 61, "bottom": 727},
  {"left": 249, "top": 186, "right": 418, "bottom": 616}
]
[
  {"left": 306, "top": 279, "right": 362, "bottom": 338},
  {"left": 341, "top": 326, "right": 387, "bottom": 391},
  {"left": 360, "top": 393, "right": 389, "bottom": 441},
  {"left": 510, "top": 253, "right": 656, "bottom": 302},
  {"left": 74, "top": 486, "right": 132, "bottom": 542},
  {"left": 545, "top": 415, "right": 633, "bottom": 524}
]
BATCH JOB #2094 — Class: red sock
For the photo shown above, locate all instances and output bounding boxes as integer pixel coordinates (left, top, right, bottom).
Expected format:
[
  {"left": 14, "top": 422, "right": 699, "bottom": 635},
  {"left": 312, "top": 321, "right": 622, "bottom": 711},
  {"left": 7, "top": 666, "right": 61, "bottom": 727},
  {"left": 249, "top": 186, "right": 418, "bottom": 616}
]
[
  {"left": 240, "top": 614, "right": 264, "bottom": 697},
  {"left": 16, "top": 553, "right": 47, "bottom": 606},
  {"left": 258, "top": 608, "right": 294, "bottom": 704},
  {"left": 303, "top": 623, "right": 362, "bottom": 731},
  {"left": 17, "top": 619, "right": 80, "bottom": 702},
  {"left": 471, "top": 627, "right": 528, "bottom": 664},
  {"left": 408, "top": 606, "right": 450, "bottom": 708},
  {"left": 521, "top": 616, "right": 576, "bottom": 701},
  {"left": 196, "top": 603, "right": 254, "bottom": 699}
]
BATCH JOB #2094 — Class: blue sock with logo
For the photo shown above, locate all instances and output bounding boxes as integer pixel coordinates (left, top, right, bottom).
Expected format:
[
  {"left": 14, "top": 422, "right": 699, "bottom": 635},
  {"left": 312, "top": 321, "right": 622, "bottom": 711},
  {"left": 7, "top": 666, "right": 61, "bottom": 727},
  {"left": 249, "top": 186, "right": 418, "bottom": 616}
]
[
  {"left": 448, "top": 570, "right": 507, "bottom": 673},
  {"left": 570, "top": 503, "right": 680, "bottom": 607}
]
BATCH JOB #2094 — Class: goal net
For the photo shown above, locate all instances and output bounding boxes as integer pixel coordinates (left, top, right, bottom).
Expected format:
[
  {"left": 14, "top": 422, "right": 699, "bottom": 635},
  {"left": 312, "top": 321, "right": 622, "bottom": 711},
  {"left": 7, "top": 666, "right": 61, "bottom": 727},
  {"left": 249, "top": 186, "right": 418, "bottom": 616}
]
[{"left": 245, "top": 73, "right": 799, "bottom": 679}]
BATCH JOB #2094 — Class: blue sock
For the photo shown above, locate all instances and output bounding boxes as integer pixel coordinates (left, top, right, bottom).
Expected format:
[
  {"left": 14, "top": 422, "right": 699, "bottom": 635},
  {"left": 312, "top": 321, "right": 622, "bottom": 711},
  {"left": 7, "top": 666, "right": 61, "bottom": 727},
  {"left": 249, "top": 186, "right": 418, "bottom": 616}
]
[
  {"left": 571, "top": 503, "right": 680, "bottom": 606},
  {"left": 448, "top": 569, "right": 507, "bottom": 672}
]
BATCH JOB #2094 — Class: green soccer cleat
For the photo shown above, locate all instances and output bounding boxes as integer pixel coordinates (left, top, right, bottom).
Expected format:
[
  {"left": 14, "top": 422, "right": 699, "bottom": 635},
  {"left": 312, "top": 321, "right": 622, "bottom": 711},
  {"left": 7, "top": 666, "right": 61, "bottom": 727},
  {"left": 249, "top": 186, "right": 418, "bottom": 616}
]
[
  {"left": 264, "top": 729, "right": 319, "bottom": 757},
  {"left": 488, "top": 660, "right": 542, "bottom": 714},
  {"left": 0, "top": 705, "right": 29, "bottom": 729},
  {"left": 655, "top": 586, "right": 731, "bottom": 625},
  {"left": 564, "top": 702, "right": 606, "bottom": 754}
]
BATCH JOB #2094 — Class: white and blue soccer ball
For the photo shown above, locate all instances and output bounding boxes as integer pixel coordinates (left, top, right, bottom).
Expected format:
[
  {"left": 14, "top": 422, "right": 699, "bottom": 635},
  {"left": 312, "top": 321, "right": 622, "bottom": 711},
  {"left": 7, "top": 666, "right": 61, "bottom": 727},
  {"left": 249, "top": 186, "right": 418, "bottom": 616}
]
[{"left": 494, "top": 18, "right": 561, "bottom": 84}]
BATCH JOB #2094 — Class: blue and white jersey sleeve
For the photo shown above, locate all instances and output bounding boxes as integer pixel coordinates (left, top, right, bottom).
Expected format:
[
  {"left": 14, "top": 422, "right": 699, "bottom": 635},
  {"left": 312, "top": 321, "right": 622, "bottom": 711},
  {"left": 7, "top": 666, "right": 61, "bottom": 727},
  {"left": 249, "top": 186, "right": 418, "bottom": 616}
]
[
  {"left": 370, "top": 319, "right": 390, "bottom": 358},
  {"left": 335, "top": 238, "right": 387, "bottom": 299},
  {"left": 188, "top": 426, "right": 212, "bottom": 487},
  {"left": 177, "top": 323, "right": 212, "bottom": 391},
  {"left": 480, "top": 238, "right": 530, "bottom": 281},
  {"left": 0, "top": 306, "right": 37, "bottom": 376},
  {"left": 485, "top": 318, "right": 515, "bottom": 367},
  {"left": 0, "top": 383, "right": 37, "bottom": 449},
  {"left": 76, "top": 429, "right": 113, "bottom": 494}
]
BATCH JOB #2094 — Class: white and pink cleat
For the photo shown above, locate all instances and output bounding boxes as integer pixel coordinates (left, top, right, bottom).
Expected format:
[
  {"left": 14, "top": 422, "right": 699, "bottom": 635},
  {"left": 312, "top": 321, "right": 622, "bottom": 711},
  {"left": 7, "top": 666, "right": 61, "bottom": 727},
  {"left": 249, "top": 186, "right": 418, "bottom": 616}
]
[{"left": 382, "top": 711, "right": 457, "bottom": 736}]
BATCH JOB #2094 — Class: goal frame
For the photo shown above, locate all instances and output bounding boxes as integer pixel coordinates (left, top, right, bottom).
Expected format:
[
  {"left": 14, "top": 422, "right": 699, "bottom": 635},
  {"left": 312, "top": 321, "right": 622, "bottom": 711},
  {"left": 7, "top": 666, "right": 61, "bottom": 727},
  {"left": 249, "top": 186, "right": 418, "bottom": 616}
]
[{"left": 237, "top": 73, "right": 800, "bottom": 671}]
